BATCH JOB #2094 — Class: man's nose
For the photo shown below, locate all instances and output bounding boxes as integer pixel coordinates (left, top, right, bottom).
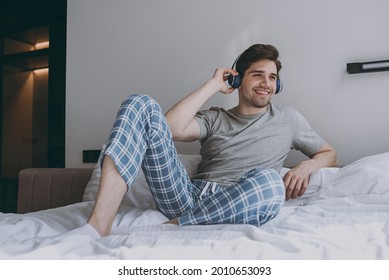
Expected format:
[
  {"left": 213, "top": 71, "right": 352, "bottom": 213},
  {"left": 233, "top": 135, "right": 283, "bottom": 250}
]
[{"left": 260, "top": 76, "right": 271, "bottom": 87}]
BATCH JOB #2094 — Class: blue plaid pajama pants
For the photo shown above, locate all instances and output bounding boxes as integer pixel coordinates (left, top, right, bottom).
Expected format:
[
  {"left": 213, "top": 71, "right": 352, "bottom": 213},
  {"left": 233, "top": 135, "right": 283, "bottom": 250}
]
[{"left": 102, "top": 94, "right": 285, "bottom": 226}]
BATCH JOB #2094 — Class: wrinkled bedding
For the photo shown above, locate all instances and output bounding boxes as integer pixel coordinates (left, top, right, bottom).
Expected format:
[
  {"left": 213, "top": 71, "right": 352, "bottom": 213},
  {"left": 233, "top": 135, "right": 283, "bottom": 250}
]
[{"left": 1, "top": 152, "right": 389, "bottom": 259}]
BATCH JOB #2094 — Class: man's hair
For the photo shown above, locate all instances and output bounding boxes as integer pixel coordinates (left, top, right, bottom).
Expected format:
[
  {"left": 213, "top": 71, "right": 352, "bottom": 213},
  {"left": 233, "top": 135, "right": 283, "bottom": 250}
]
[{"left": 236, "top": 44, "right": 282, "bottom": 79}]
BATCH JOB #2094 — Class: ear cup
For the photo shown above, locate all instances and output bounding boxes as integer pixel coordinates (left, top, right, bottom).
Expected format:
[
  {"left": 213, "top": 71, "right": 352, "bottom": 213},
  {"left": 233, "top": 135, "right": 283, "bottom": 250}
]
[
  {"left": 275, "top": 79, "right": 283, "bottom": 94},
  {"left": 228, "top": 74, "right": 241, "bottom": 88}
]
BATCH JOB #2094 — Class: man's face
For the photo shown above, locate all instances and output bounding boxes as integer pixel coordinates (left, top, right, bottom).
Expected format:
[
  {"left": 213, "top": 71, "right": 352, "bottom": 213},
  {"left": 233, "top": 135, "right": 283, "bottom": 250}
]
[{"left": 238, "top": 59, "right": 278, "bottom": 114}]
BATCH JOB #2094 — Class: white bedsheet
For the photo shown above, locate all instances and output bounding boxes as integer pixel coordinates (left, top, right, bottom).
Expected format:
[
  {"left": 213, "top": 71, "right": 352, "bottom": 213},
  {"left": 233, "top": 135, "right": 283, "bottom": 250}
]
[{"left": 1, "top": 152, "right": 389, "bottom": 259}]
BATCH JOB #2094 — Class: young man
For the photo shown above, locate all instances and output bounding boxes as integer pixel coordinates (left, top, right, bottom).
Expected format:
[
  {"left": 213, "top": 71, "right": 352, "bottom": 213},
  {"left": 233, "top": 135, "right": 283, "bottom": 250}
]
[{"left": 83, "top": 44, "right": 337, "bottom": 238}]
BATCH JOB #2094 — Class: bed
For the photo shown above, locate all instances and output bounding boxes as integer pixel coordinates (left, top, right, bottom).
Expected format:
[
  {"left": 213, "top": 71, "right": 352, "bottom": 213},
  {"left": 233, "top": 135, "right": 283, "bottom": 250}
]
[{"left": 1, "top": 152, "right": 389, "bottom": 260}]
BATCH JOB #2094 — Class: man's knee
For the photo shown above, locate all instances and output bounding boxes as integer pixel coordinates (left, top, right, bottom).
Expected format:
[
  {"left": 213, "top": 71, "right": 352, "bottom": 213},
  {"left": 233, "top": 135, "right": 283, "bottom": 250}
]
[
  {"left": 240, "top": 168, "right": 285, "bottom": 225},
  {"left": 243, "top": 168, "right": 285, "bottom": 204},
  {"left": 122, "top": 94, "right": 159, "bottom": 110},
  {"left": 117, "top": 94, "right": 163, "bottom": 121},
  {"left": 246, "top": 167, "right": 284, "bottom": 187}
]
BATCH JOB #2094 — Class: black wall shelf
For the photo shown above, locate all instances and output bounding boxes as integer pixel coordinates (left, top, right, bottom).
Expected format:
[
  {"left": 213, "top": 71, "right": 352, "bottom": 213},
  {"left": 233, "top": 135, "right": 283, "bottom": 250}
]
[
  {"left": 6, "top": 26, "right": 49, "bottom": 45},
  {"left": 4, "top": 48, "right": 48, "bottom": 70}
]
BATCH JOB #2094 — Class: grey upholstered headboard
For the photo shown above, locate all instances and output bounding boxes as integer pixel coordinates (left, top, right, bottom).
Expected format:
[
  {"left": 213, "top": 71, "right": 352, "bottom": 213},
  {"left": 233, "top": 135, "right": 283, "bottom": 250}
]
[{"left": 17, "top": 168, "right": 93, "bottom": 213}]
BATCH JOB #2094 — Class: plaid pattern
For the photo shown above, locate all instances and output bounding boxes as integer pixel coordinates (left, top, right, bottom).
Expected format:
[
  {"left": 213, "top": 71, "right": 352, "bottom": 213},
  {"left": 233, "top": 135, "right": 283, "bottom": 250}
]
[
  {"left": 180, "top": 168, "right": 285, "bottom": 226},
  {"left": 102, "top": 94, "right": 285, "bottom": 226}
]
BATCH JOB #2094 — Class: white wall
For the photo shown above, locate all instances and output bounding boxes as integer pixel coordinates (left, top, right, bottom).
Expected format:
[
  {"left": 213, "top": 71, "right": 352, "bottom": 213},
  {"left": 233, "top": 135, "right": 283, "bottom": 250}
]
[{"left": 66, "top": 0, "right": 389, "bottom": 167}]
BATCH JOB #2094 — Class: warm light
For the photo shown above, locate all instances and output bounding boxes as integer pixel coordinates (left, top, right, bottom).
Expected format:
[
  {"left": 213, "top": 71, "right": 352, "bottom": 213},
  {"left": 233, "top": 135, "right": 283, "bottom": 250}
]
[
  {"left": 35, "top": 41, "right": 50, "bottom": 49},
  {"left": 33, "top": 68, "right": 49, "bottom": 74}
]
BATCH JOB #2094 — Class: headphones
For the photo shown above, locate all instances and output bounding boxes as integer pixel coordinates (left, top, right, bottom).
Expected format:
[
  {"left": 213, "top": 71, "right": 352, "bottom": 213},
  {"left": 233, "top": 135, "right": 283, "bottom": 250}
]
[{"left": 227, "top": 55, "right": 283, "bottom": 94}]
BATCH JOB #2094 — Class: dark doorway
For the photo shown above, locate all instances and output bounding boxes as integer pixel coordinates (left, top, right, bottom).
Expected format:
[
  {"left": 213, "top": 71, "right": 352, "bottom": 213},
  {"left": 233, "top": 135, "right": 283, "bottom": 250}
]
[{"left": 0, "top": 0, "right": 67, "bottom": 212}]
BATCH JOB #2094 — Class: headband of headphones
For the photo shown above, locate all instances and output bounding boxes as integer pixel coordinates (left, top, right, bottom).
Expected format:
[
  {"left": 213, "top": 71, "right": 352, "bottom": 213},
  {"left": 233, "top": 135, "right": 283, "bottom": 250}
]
[{"left": 227, "top": 54, "right": 283, "bottom": 94}]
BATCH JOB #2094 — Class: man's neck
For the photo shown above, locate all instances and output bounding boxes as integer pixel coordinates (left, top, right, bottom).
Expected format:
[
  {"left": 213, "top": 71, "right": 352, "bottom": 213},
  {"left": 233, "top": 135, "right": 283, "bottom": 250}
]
[{"left": 234, "top": 104, "right": 269, "bottom": 116}]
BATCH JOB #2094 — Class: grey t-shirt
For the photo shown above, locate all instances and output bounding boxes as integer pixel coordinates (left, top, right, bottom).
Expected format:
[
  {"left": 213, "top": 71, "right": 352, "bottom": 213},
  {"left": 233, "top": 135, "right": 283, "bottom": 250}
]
[{"left": 192, "top": 103, "right": 326, "bottom": 185}]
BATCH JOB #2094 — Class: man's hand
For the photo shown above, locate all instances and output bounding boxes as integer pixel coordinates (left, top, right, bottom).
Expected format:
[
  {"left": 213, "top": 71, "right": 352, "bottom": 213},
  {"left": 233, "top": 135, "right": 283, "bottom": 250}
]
[
  {"left": 211, "top": 67, "right": 239, "bottom": 95},
  {"left": 282, "top": 144, "right": 337, "bottom": 200},
  {"left": 282, "top": 160, "right": 315, "bottom": 200}
]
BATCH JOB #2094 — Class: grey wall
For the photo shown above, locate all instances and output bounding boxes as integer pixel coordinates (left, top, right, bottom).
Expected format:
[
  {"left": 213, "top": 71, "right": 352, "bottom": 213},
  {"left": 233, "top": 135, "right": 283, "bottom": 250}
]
[{"left": 66, "top": 0, "right": 389, "bottom": 167}]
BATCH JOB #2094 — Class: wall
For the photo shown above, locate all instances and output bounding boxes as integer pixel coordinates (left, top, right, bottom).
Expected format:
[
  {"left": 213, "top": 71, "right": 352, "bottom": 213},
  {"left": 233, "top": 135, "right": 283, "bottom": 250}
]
[{"left": 66, "top": 0, "right": 389, "bottom": 167}]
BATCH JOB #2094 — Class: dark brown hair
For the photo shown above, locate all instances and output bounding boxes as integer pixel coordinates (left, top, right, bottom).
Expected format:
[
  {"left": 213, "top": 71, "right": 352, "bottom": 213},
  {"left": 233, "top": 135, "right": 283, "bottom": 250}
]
[{"left": 235, "top": 44, "right": 282, "bottom": 79}]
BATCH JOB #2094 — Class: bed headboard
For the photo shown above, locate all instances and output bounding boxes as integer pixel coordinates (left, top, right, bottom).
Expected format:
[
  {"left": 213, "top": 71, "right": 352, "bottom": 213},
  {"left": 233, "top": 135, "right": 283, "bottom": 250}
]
[{"left": 17, "top": 168, "right": 93, "bottom": 213}]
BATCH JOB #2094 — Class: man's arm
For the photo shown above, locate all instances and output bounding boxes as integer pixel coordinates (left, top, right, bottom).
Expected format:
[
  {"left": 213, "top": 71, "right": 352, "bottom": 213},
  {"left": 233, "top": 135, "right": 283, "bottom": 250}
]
[
  {"left": 165, "top": 68, "right": 237, "bottom": 142},
  {"left": 283, "top": 143, "right": 337, "bottom": 200}
]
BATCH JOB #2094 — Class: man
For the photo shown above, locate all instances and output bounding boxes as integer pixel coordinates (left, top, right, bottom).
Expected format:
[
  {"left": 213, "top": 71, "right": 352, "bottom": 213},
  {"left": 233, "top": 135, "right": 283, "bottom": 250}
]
[{"left": 81, "top": 44, "right": 336, "bottom": 238}]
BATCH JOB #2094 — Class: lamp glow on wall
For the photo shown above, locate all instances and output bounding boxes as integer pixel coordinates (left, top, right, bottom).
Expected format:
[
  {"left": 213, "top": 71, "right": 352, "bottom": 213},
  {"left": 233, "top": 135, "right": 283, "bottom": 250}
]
[{"left": 347, "top": 59, "right": 389, "bottom": 74}]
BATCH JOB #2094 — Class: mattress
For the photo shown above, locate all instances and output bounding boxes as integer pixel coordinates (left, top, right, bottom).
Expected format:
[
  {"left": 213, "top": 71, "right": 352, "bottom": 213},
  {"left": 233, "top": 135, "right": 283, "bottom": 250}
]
[{"left": 1, "top": 152, "right": 389, "bottom": 260}]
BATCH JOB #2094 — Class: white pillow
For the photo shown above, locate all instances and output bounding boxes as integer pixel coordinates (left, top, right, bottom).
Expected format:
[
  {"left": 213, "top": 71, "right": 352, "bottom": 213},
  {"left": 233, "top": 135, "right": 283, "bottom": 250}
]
[
  {"left": 320, "top": 152, "right": 389, "bottom": 198},
  {"left": 82, "top": 157, "right": 103, "bottom": 202},
  {"left": 82, "top": 153, "right": 202, "bottom": 209}
]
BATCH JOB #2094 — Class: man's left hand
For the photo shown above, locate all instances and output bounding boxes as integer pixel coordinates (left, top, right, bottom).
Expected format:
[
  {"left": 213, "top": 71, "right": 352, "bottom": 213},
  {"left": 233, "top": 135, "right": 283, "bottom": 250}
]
[{"left": 283, "top": 160, "right": 315, "bottom": 200}]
